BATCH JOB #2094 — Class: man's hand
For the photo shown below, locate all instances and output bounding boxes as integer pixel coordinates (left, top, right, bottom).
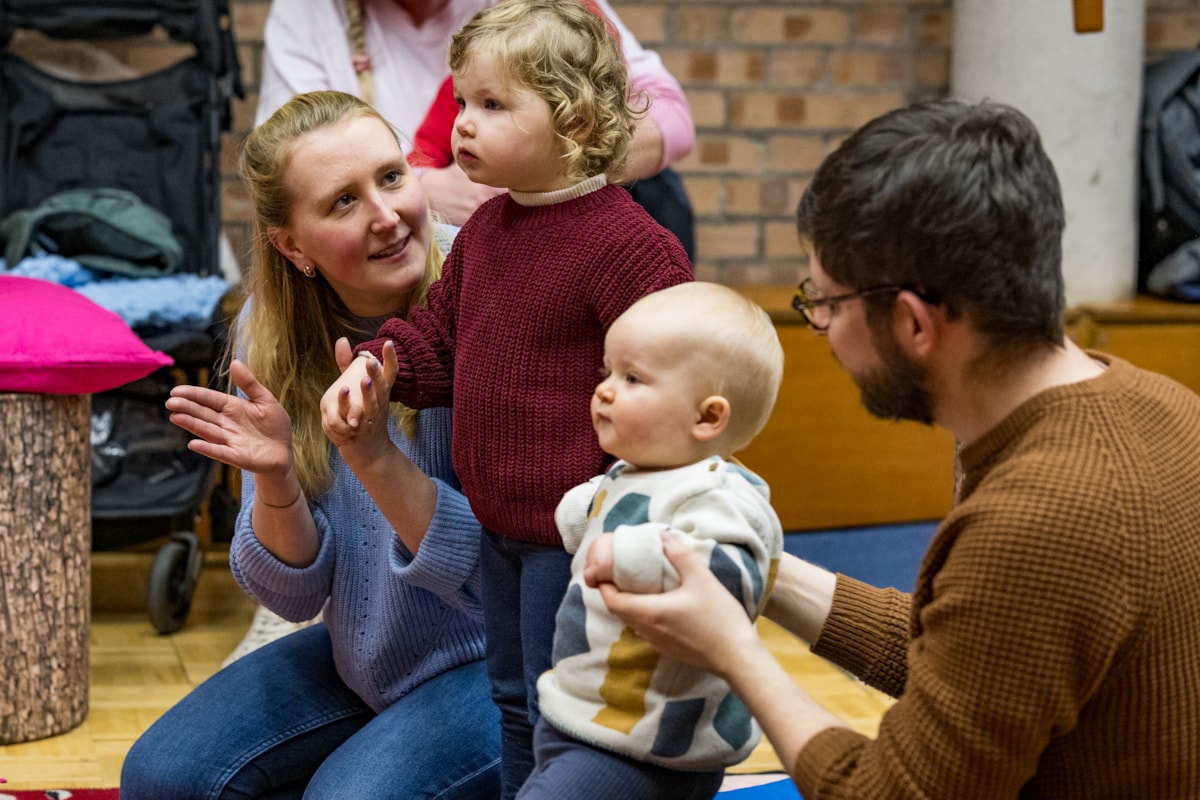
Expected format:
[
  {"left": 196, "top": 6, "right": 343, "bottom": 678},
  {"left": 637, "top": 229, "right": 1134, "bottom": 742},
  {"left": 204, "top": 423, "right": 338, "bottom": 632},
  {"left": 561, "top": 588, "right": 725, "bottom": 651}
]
[
  {"left": 598, "top": 530, "right": 758, "bottom": 679},
  {"left": 583, "top": 532, "right": 616, "bottom": 588}
]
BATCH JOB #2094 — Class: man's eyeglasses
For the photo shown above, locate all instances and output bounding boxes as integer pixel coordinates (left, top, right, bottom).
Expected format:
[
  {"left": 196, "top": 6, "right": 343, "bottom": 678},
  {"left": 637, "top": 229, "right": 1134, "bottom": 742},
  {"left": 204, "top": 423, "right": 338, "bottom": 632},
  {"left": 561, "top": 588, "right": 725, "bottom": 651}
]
[{"left": 791, "top": 278, "right": 909, "bottom": 332}]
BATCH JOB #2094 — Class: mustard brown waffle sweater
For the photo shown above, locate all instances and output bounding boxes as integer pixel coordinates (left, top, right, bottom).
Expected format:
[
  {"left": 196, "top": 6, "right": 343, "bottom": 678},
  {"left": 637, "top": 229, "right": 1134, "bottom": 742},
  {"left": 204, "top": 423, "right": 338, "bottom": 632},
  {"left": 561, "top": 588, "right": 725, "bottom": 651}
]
[{"left": 796, "top": 353, "right": 1200, "bottom": 798}]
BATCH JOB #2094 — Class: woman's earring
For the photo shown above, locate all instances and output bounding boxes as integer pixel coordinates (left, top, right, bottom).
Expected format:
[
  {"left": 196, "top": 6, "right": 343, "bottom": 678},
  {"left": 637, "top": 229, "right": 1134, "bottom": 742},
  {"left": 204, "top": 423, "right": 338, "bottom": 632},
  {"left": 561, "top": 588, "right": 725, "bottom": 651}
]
[{"left": 303, "top": 264, "right": 315, "bottom": 278}]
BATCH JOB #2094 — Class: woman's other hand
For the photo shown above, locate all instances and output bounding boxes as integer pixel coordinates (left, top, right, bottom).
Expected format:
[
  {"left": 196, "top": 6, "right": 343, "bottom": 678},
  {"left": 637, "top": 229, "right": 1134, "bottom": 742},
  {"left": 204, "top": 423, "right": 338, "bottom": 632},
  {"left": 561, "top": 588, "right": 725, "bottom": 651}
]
[
  {"left": 166, "top": 358, "right": 292, "bottom": 478},
  {"left": 334, "top": 340, "right": 400, "bottom": 469}
]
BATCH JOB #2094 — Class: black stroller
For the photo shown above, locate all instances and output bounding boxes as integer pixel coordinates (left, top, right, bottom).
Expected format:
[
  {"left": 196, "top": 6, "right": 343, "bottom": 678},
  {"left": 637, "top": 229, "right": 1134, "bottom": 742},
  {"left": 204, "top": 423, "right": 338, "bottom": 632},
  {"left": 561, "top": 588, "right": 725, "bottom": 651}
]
[{"left": 0, "top": 0, "right": 243, "bottom": 632}]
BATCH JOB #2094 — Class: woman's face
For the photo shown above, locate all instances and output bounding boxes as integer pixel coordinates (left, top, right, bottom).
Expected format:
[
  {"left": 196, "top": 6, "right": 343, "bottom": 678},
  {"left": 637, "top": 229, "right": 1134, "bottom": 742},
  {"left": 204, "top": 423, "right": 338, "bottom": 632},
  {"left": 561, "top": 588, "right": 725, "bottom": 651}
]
[{"left": 273, "top": 115, "right": 432, "bottom": 317}]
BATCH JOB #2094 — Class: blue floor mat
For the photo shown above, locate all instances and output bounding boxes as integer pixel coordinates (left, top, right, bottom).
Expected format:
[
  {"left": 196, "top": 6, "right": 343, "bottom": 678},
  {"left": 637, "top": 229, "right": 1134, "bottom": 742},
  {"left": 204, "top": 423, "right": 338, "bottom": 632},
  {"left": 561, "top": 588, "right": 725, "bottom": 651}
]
[
  {"left": 784, "top": 521, "right": 938, "bottom": 592},
  {"left": 716, "top": 777, "right": 802, "bottom": 798}
]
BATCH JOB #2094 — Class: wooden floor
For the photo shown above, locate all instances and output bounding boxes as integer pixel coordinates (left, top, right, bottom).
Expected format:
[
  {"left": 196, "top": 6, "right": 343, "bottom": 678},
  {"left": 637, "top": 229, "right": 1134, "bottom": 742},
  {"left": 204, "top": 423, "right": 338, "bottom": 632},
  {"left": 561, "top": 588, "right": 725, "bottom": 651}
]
[{"left": 1, "top": 547, "right": 893, "bottom": 791}]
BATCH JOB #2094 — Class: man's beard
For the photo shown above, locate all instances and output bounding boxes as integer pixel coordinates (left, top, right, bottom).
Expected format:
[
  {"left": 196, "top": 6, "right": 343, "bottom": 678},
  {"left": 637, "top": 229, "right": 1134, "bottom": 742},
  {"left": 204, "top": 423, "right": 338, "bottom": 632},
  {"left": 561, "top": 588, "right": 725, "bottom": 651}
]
[{"left": 853, "top": 328, "right": 935, "bottom": 425}]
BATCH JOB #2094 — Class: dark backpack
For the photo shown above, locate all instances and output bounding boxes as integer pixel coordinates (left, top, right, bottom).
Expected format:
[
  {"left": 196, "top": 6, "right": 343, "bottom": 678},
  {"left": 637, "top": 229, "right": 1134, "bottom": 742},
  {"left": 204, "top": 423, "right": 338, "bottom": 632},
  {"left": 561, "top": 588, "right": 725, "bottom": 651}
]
[{"left": 1139, "top": 48, "right": 1200, "bottom": 300}]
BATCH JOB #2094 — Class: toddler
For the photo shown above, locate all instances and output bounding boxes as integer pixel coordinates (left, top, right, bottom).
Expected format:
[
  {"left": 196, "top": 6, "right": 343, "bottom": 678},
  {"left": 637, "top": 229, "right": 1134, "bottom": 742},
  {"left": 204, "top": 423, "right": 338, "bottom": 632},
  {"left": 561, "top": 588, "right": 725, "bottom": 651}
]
[{"left": 321, "top": 2, "right": 692, "bottom": 795}]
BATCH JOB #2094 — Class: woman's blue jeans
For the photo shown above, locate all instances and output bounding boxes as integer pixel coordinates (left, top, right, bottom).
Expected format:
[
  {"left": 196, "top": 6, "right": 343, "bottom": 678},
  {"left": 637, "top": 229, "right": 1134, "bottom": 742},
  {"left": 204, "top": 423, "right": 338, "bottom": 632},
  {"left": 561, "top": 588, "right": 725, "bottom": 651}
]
[
  {"left": 120, "top": 624, "right": 500, "bottom": 799},
  {"left": 479, "top": 529, "right": 574, "bottom": 800}
]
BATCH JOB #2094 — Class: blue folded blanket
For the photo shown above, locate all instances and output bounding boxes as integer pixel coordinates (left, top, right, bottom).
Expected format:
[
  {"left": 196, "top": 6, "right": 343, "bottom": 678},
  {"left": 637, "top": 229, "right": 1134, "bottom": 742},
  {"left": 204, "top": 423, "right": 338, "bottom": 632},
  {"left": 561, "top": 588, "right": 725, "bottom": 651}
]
[{"left": 4, "top": 254, "right": 229, "bottom": 334}]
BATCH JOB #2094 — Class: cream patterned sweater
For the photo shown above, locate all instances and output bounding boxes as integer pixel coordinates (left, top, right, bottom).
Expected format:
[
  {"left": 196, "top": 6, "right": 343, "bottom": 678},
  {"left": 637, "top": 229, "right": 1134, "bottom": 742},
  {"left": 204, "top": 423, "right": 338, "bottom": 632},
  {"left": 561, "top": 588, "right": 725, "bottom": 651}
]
[{"left": 537, "top": 456, "right": 783, "bottom": 770}]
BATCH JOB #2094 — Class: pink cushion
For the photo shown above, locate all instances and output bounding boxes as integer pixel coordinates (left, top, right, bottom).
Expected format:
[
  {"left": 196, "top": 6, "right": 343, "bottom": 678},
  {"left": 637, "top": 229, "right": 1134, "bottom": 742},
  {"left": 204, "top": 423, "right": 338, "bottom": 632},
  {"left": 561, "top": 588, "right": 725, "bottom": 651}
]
[{"left": 0, "top": 275, "right": 173, "bottom": 394}]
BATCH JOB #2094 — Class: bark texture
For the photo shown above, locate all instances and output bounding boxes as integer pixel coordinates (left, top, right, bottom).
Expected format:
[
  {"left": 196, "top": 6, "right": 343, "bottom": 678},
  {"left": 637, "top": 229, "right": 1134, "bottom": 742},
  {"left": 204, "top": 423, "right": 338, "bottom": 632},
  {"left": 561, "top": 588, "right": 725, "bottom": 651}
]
[{"left": 0, "top": 393, "right": 91, "bottom": 744}]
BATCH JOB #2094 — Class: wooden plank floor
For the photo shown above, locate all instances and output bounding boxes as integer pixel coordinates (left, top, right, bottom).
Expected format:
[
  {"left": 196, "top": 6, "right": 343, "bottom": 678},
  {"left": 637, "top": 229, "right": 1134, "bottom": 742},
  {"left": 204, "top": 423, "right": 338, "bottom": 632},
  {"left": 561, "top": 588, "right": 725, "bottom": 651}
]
[{"left": 1, "top": 547, "right": 893, "bottom": 790}]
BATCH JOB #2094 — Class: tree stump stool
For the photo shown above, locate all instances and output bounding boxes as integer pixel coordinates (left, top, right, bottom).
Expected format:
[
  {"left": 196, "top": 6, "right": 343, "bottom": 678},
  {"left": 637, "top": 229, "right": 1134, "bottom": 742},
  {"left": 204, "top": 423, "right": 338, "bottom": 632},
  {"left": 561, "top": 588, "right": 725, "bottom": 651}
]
[{"left": 0, "top": 392, "right": 91, "bottom": 744}]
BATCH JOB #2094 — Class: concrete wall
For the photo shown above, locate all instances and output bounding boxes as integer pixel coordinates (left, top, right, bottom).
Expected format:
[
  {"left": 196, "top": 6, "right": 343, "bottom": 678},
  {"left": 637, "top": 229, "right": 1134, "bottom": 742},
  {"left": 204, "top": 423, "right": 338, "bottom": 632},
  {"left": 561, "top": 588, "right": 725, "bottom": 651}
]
[{"left": 952, "top": 0, "right": 1147, "bottom": 305}]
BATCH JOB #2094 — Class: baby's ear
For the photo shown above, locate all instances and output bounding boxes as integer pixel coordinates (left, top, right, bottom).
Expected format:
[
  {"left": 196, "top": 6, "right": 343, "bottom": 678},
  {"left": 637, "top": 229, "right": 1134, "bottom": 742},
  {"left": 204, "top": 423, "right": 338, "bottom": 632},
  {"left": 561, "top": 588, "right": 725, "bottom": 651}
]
[{"left": 694, "top": 396, "right": 730, "bottom": 442}]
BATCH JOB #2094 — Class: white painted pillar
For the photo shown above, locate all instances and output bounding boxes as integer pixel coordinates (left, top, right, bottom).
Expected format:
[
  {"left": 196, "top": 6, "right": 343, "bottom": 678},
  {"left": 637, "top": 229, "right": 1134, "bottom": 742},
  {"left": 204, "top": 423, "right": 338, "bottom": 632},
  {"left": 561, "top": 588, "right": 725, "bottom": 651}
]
[{"left": 952, "top": 1, "right": 1147, "bottom": 305}]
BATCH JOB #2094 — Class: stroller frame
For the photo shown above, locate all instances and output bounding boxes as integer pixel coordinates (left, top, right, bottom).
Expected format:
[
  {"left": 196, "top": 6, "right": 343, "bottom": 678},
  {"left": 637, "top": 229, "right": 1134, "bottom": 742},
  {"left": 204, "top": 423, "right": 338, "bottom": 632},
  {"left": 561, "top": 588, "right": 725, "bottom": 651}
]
[{"left": 1, "top": 0, "right": 243, "bottom": 632}]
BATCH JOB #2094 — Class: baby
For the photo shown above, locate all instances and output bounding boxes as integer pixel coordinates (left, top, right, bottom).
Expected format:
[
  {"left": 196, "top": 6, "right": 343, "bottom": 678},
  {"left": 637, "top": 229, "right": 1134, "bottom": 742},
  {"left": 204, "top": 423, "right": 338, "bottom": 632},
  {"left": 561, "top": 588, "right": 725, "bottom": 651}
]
[{"left": 522, "top": 281, "right": 786, "bottom": 799}]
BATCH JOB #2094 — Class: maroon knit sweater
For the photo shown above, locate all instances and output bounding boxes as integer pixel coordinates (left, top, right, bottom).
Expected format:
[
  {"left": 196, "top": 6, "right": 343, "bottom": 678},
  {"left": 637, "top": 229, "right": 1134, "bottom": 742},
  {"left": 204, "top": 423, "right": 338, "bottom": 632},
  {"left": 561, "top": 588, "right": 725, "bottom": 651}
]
[{"left": 359, "top": 185, "right": 692, "bottom": 544}]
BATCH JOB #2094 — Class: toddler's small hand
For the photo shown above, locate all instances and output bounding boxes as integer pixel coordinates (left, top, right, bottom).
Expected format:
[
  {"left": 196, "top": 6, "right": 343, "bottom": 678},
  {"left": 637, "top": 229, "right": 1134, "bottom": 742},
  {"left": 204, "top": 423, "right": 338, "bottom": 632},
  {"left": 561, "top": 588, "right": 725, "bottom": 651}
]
[{"left": 321, "top": 339, "right": 375, "bottom": 445}]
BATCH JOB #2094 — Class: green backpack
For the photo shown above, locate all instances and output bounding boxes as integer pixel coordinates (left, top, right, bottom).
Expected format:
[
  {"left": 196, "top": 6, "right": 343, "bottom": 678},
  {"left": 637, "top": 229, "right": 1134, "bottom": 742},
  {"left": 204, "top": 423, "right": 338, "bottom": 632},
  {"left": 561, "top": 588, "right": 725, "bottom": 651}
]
[{"left": 0, "top": 187, "right": 183, "bottom": 277}]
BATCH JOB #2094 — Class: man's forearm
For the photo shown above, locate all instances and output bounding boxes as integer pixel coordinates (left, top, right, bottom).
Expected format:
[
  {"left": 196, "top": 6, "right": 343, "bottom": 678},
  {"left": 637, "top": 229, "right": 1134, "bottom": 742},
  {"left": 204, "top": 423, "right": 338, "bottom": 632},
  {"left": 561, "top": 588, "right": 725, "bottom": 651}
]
[{"left": 764, "top": 553, "right": 838, "bottom": 645}]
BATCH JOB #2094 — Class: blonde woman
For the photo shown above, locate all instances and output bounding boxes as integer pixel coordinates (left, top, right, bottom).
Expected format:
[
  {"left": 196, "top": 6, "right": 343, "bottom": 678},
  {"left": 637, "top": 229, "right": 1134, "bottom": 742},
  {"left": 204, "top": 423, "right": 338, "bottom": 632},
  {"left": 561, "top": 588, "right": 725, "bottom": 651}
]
[{"left": 120, "top": 91, "right": 499, "bottom": 800}]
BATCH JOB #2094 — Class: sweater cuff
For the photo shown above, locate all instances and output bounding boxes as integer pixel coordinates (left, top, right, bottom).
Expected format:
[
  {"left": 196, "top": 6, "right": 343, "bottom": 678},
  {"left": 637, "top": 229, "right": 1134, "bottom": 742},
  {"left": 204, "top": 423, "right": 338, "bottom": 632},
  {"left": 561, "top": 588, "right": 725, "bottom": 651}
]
[
  {"left": 792, "top": 726, "right": 869, "bottom": 797},
  {"left": 395, "top": 477, "right": 481, "bottom": 597},
  {"left": 811, "top": 574, "right": 909, "bottom": 694},
  {"left": 635, "top": 72, "right": 695, "bottom": 170},
  {"left": 815, "top": 575, "right": 887, "bottom": 654},
  {"left": 229, "top": 508, "right": 335, "bottom": 621}
]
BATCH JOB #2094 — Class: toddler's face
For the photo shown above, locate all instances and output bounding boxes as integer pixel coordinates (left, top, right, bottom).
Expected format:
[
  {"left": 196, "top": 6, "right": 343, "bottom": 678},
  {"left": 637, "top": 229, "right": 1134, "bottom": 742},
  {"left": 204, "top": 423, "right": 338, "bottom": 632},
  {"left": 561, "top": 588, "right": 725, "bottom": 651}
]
[
  {"left": 451, "top": 52, "right": 570, "bottom": 193},
  {"left": 592, "top": 308, "right": 706, "bottom": 469}
]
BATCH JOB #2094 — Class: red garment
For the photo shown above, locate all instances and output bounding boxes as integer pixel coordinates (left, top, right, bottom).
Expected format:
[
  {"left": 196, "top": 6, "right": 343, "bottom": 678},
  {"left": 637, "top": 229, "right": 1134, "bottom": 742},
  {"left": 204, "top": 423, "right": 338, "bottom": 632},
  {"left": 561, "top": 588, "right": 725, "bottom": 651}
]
[
  {"left": 358, "top": 185, "right": 692, "bottom": 544},
  {"left": 406, "top": 0, "right": 623, "bottom": 171},
  {"left": 408, "top": 75, "right": 457, "bottom": 169}
]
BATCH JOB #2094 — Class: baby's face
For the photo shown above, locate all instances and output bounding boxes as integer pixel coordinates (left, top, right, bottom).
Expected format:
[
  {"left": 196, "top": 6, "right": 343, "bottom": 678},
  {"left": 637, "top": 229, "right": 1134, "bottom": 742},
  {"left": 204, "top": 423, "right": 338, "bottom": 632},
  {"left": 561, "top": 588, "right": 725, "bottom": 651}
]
[{"left": 591, "top": 308, "right": 707, "bottom": 469}]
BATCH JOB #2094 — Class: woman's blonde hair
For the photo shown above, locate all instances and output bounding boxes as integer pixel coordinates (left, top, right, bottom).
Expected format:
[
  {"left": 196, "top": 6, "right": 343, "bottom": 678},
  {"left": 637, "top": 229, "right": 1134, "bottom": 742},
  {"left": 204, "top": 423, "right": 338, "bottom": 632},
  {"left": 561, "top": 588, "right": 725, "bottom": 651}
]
[
  {"left": 448, "top": 0, "right": 640, "bottom": 182},
  {"left": 235, "top": 90, "right": 443, "bottom": 495}
]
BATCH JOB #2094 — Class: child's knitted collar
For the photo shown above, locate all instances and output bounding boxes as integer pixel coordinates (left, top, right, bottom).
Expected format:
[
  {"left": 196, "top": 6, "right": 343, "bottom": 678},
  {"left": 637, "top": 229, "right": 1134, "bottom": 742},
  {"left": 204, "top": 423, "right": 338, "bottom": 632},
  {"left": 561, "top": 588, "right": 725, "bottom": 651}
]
[{"left": 508, "top": 174, "right": 607, "bottom": 207}]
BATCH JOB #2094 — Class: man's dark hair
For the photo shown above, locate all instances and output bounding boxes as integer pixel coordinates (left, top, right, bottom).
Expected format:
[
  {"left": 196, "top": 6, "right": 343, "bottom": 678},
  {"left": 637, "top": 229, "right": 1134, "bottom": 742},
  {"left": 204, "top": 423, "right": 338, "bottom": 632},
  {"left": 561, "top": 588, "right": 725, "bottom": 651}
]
[{"left": 796, "top": 99, "right": 1066, "bottom": 358}]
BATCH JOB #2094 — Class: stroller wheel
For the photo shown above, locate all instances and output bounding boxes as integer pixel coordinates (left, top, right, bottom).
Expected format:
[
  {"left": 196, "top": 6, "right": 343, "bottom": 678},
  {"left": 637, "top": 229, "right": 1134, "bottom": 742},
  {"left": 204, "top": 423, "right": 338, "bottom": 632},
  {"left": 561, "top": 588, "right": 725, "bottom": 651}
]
[{"left": 148, "top": 531, "right": 203, "bottom": 634}]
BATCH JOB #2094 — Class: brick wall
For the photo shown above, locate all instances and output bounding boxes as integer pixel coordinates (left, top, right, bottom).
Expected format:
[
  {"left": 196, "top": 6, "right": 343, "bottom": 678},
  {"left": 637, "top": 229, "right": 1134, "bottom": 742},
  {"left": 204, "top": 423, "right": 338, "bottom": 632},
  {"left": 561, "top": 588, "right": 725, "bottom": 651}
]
[{"left": 220, "top": 0, "right": 1199, "bottom": 287}]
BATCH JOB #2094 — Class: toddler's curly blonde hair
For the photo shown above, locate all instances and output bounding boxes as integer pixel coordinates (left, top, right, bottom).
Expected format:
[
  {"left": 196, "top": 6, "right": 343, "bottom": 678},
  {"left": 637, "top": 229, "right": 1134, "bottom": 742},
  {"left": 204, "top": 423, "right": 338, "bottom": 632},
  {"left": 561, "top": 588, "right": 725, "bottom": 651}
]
[{"left": 449, "top": 0, "right": 643, "bottom": 182}]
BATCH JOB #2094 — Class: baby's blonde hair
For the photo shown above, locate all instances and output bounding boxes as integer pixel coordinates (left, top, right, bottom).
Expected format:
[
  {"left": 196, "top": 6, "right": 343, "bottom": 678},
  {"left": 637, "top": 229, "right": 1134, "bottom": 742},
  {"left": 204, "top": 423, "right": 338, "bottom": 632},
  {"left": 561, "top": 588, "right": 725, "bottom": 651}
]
[
  {"left": 448, "top": 0, "right": 640, "bottom": 182},
  {"left": 633, "top": 283, "right": 784, "bottom": 453}
]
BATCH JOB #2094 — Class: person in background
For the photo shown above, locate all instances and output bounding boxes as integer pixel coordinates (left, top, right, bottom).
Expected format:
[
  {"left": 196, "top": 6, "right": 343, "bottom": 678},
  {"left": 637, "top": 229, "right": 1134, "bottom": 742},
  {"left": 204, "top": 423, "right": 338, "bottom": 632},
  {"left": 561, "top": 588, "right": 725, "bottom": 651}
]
[
  {"left": 322, "top": 3, "right": 692, "bottom": 796},
  {"left": 256, "top": 0, "right": 696, "bottom": 257},
  {"left": 600, "top": 98, "right": 1200, "bottom": 798},
  {"left": 120, "top": 90, "right": 499, "bottom": 799},
  {"left": 517, "top": 282, "right": 784, "bottom": 800}
]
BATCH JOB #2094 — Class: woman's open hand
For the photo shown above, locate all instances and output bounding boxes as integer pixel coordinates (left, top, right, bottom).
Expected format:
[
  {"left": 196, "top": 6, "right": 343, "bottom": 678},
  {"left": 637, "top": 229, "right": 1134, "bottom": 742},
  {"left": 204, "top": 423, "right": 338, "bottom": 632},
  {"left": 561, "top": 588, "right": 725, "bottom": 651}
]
[{"left": 166, "top": 359, "right": 292, "bottom": 477}]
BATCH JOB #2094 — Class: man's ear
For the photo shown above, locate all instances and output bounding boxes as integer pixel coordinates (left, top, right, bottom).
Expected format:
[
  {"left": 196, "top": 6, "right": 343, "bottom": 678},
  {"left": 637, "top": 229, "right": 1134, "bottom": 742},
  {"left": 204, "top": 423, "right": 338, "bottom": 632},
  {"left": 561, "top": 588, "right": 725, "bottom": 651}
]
[
  {"left": 268, "top": 227, "right": 305, "bottom": 270},
  {"left": 694, "top": 395, "right": 731, "bottom": 442},
  {"left": 894, "top": 289, "right": 940, "bottom": 359}
]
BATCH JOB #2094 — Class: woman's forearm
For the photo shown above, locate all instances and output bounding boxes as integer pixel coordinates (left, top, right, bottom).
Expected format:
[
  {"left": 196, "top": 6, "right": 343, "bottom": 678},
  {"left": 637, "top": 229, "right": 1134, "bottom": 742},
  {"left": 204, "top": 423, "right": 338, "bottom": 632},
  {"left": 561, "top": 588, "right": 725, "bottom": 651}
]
[
  {"left": 249, "top": 468, "right": 321, "bottom": 568},
  {"left": 339, "top": 442, "right": 438, "bottom": 555}
]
